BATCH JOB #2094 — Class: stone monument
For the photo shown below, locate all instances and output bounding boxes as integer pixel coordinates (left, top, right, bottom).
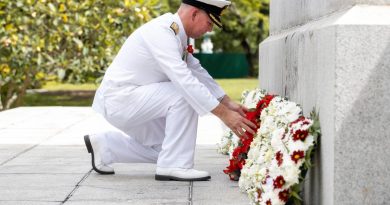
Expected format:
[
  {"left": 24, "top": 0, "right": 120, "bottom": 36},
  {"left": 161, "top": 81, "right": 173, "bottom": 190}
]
[{"left": 259, "top": 0, "right": 390, "bottom": 204}]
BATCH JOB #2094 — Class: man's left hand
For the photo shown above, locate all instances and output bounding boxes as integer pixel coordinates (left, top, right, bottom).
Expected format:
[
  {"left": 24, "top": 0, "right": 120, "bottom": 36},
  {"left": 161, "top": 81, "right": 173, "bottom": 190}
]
[{"left": 220, "top": 95, "right": 248, "bottom": 117}]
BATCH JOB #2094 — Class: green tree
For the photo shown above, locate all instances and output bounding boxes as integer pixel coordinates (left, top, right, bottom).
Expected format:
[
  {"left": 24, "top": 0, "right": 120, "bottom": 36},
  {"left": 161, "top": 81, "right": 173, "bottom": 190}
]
[
  {"left": 161, "top": 0, "right": 181, "bottom": 13},
  {"left": 211, "top": 0, "right": 269, "bottom": 77},
  {"left": 0, "top": 0, "right": 269, "bottom": 111},
  {"left": 0, "top": 0, "right": 162, "bottom": 111},
  {"left": 164, "top": 0, "right": 269, "bottom": 77}
]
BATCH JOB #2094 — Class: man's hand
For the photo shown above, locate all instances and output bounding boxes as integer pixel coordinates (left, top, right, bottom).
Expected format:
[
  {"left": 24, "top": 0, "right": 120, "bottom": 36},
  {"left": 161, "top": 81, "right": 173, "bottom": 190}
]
[
  {"left": 211, "top": 102, "right": 256, "bottom": 138},
  {"left": 219, "top": 95, "right": 248, "bottom": 117}
]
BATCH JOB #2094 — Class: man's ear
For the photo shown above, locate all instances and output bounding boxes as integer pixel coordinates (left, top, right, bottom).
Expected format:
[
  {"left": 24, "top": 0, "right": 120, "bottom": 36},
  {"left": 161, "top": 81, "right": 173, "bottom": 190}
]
[{"left": 192, "top": 9, "right": 199, "bottom": 21}]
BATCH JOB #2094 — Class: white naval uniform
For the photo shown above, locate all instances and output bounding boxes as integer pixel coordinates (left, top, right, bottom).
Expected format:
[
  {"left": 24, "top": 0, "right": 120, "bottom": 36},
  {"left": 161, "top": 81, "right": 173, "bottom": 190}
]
[{"left": 92, "top": 13, "right": 225, "bottom": 169}]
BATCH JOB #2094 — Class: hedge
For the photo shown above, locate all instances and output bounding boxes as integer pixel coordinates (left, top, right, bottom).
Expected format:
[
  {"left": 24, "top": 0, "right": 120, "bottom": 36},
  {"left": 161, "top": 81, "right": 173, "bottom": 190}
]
[{"left": 0, "top": 0, "right": 164, "bottom": 110}]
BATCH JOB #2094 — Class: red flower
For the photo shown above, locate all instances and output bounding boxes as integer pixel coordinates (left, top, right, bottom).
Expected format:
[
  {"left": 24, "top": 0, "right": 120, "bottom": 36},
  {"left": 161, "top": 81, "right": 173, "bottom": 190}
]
[
  {"left": 273, "top": 175, "right": 286, "bottom": 189},
  {"left": 276, "top": 151, "right": 283, "bottom": 166},
  {"left": 292, "top": 129, "right": 309, "bottom": 141},
  {"left": 187, "top": 44, "right": 194, "bottom": 54},
  {"left": 224, "top": 159, "right": 238, "bottom": 174},
  {"left": 257, "top": 189, "right": 263, "bottom": 199},
  {"left": 232, "top": 146, "right": 242, "bottom": 157},
  {"left": 278, "top": 189, "right": 289, "bottom": 202},
  {"left": 223, "top": 94, "right": 274, "bottom": 181},
  {"left": 241, "top": 138, "right": 252, "bottom": 153},
  {"left": 246, "top": 111, "right": 258, "bottom": 122},
  {"left": 291, "top": 150, "right": 305, "bottom": 163},
  {"left": 256, "top": 95, "right": 274, "bottom": 110},
  {"left": 238, "top": 159, "right": 246, "bottom": 169},
  {"left": 266, "top": 199, "right": 272, "bottom": 205},
  {"left": 290, "top": 116, "right": 306, "bottom": 127}
]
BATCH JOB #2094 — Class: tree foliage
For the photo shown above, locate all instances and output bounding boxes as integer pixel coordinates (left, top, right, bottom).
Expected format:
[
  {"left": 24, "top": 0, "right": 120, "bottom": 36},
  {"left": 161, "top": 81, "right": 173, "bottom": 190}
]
[
  {"left": 211, "top": 0, "right": 270, "bottom": 76},
  {"left": 0, "top": 0, "right": 269, "bottom": 111},
  {"left": 0, "top": 0, "right": 162, "bottom": 110},
  {"left": 162, "top": 0, "right": 270, "bottom": 77}
]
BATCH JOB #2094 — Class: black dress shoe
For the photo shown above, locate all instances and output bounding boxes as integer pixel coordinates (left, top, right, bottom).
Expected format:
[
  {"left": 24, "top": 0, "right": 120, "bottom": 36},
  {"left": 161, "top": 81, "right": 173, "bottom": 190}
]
[{"left": 84, "top": 135, "right": 115, "bottom": 175}]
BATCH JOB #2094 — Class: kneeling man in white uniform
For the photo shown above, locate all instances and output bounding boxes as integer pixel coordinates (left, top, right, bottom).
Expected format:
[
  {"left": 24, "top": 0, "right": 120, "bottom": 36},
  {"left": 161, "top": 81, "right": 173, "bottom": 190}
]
[{"left": 84, "top": 0, "right": 256, "bottom": 181}]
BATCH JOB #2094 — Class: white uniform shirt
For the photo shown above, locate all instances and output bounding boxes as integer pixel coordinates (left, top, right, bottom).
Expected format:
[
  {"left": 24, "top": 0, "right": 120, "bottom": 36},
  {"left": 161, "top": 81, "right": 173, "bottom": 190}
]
[{"left": 93, "top": 13, "right": 225, "bottom": 116}]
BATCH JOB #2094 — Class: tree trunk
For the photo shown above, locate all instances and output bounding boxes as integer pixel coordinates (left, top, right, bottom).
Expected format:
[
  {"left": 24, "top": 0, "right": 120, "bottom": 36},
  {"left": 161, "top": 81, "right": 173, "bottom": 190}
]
[
  {"left": 15, "top": 73, "right": 31, "bottom": 107},
  {"left": 241, "top": 39, "right": 254, "bottom": 77}
]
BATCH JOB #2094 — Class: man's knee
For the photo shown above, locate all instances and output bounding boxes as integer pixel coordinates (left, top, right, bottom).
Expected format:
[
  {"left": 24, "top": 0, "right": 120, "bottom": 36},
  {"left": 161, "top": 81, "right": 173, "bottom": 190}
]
[{"left": 170, "top": 96, "right": 195, "bottom": 112}]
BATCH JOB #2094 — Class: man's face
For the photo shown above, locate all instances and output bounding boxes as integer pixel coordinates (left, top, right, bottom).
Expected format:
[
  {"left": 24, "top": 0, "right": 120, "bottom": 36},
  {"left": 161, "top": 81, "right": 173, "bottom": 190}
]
[{"left": 190, "top": 9, "right": 214, "bottom": 39}]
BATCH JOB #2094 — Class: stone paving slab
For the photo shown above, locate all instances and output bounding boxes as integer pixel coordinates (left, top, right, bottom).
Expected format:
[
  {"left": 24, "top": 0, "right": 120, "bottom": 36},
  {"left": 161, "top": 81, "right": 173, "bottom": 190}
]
[
  {"left": 0, "top": 129, "right": 59, "bottom": 145},
  {"left": 0, "top": 173, "right": 85, "bottom": 201},
  {"left": 0, "top": 107, "right": 248, "bottom": 205},
  {"left": 0, "top": 144, "right": 32, "bottom": 165},
  {"left": 0, "top": 201, "right": 59, "bottom": 205},
  {"left": 66, "top": 200, "right": 189, "bottom": 205}
]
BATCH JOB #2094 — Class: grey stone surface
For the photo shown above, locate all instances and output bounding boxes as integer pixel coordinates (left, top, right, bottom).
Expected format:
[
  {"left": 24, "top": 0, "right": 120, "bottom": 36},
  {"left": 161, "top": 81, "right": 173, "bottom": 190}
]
[
  {"left": 0, "top": 173, "right": 84, "bottom": 201},
  {"left": 0, "top": 107, "right": 242, "bottom": 205},
  {"left": 333, "top": 25, "right": 390, "bottom": 205},
  {"left": 69, "top": 183, "right": 189, "bottom": 201},
  {"left": 193, "top": 146, "right": 249, "bottom": 205},
  {"left": 0, "top": 201, "right": 58, "bottom": 205},
  {"left": 66, "top": 201, "right": 188, "bottom": 205},
  {"left": 260, "top": 2, "right": 390, "bottom": 205},
  {"left": 270, "top": 0, "right": 390, "bottom": 33},
  {"left": 0, "top": 129, "right": 60, "bottom": 145},
  {"left": 0, "top": 107, "right": 48, "bottom": 129},
  {"left": 0, "top": 145, "right": 90, "bottom": 174},
  {"left": 0, "top": 145, "right": 32, "bottom": 165}
]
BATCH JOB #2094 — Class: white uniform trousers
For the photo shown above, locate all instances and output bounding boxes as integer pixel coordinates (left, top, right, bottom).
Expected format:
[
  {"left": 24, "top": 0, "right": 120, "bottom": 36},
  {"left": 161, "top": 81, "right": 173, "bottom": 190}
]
[{"left": 94, "top": 82, "right": 199, "bottom": 169}]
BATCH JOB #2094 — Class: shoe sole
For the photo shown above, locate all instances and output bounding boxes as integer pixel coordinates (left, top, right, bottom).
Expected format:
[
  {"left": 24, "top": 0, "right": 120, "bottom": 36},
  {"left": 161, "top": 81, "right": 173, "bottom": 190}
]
[
  {"left": 155, "top": 174, "right": 211, "bottom": 181},
  {"left": 84, "top": 135, "right": 115, "bottom": 175}
]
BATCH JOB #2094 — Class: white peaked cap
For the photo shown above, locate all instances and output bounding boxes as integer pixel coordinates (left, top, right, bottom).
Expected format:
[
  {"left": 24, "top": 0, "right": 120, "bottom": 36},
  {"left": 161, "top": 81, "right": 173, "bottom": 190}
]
[
  {"left": 182, "top": 0, "right": 231, "bottom": 28},
  {"left": 196, "top": 0, "right": 231, "bottom": 8}
]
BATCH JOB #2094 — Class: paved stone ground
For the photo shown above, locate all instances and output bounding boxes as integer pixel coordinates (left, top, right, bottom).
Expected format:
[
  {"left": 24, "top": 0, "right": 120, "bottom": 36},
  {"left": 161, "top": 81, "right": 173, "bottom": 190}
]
[{"left": 0, "top": 107, "right": 249, "bottom": 205}]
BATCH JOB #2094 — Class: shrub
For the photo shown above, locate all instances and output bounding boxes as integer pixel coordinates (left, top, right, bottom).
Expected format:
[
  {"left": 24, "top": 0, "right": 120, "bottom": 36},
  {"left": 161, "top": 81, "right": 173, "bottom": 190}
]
[{"left": 0, "top": 0, "right": 162, "bottom": 110}]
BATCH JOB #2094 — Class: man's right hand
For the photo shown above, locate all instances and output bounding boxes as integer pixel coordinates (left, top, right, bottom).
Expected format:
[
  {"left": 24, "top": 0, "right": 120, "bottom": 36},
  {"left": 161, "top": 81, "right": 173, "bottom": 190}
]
[{"left": 211, "top": 103, "right": 257, "bottom": 138}]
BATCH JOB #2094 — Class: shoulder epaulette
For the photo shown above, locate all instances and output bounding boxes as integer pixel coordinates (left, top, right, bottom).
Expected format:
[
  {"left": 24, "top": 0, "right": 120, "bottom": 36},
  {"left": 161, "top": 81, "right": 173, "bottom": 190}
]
[{"left": 170, "top": 22, "right": 179, "bottom": 35}]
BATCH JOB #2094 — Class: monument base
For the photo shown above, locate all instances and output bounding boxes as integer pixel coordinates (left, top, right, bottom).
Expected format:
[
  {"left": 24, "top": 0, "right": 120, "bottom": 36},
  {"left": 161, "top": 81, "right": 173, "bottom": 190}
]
[{"left": 259, "top": 5, "right": 390, "bottom": 205}]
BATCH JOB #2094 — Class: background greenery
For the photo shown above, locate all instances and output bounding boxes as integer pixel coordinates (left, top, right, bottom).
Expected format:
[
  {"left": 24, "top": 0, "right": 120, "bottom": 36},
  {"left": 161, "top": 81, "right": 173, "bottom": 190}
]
[
  {"left": 0, "top": 0, "right": 269, "bottom": 110},
  {"left": 23, "top": 78, "right": 258, "bottom": 106}
]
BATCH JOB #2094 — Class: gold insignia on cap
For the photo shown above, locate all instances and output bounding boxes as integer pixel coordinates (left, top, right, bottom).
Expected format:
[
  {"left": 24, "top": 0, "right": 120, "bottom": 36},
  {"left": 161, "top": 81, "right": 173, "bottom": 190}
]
[
  {"left": 209, "top": 14, "right": 222, "bottom": 28},
  {"left": 170, "top": 22, "right": 179, "bottom": 35}
]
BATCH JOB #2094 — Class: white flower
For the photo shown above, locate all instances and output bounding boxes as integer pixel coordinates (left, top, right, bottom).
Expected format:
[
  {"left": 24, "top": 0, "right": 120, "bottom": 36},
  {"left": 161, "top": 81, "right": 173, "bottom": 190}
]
[
  {"left": 278, "top": 101, "right": 301, "bottom": 121},
  {"left": 248, "top": 147, "right": 260, "bottom": 161},
  {"left": 264, "top": 176, "right": 274, "bottom": 192},
  {"left": 223, "top": 89, "right": 319, "bottom": 205},
  {"left": 264, "top": 148, "right": 274, "bottom": 163},
  {"left": 270, "top": 128, "right": 285, "bottom": 150},
  {"left": 303, "top": 135, "right": 315, "bottom": 150},
  {"left": 271, "top": 191, "right": 285, "bottom": 205},
  {"left": 283, "top": 164, "right": 301, "bottom": 186},
  {"left": 217, "top": 130, "right": 236, "bottom": 155},
  {"left": 288, "top": 140, "right": 305, "bottom": 154},
  {"left": 242, "top": 89, "right": 266, "bottom": 109},
  {"left": 217, "top": 135, "right": 231, "bottom": 155}
]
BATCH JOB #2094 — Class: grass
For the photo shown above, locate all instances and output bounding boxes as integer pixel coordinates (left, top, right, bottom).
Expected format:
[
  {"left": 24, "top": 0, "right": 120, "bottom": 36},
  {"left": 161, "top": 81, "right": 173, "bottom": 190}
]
[
  {"left": 216, "top": 78, "right": 258, "bottom": 102},
  {"left": 22, "top": 81, "right": 98, "bottom": 107},
  {"left": 22, "top": 93, "right": 94, "bottom": 106},
  {"left": 22, "top": 78, "right": 259, "bottom": 106},
  {"left": 41, "top": 81, "right": 99, "bottom": 91}
]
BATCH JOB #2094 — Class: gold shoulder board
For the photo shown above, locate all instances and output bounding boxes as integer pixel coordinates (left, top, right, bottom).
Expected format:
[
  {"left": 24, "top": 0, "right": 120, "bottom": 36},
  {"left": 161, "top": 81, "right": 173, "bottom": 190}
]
[{"left": 170, "top": 22, "right": 179, "bottom": 35}]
